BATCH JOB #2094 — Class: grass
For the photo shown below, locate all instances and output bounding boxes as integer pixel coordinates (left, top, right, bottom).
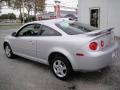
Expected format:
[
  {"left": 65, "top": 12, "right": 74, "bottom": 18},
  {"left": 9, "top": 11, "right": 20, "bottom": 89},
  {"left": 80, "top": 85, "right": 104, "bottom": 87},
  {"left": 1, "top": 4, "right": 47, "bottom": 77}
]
[{"left": 0, "top": 23, "right": 22, "bottom": 30}]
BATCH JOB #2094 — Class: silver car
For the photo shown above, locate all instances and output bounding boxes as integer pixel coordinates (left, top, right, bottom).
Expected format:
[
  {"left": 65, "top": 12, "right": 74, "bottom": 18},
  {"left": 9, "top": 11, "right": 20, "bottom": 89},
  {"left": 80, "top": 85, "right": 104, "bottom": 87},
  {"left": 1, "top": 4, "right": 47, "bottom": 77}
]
[{"left": 3, "top": 18, "right": 118, "bottom": 80}]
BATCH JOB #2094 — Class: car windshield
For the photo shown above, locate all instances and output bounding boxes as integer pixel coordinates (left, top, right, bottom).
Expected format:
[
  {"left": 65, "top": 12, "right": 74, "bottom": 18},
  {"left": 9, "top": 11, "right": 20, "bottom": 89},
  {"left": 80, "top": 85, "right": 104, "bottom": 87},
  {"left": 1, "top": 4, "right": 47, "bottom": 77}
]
[{"left": 55, "top": 21, "right": 98, "bottom": 35}]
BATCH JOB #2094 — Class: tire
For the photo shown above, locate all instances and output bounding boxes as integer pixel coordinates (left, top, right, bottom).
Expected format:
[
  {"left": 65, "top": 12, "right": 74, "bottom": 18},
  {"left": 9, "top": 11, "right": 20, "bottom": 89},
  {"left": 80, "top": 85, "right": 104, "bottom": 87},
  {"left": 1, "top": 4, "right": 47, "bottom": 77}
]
[
  {"left": 4, "top": 44, "right": 14, "bottom": 58},
  {"left": 50, "top": 55, "right": 72, "bottom": 80}
]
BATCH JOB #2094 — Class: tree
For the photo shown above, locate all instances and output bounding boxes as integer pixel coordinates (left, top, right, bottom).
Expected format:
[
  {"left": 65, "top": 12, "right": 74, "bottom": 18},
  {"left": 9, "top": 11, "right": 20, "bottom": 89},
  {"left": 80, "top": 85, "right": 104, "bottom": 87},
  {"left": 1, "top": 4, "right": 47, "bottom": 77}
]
[
  {"left": 0, "top": 0, "right": 23, "bottom": 23},
  {"left": 33, "top": 0, "right": 45, "bottom": 20},
  {"left": 36, "top": 0, "right": 45, "bottom": 12},
  {"left": 0, "top": 13, "right": 16, "bottom": 20},
  {"left": 2, "top": 0, "right": 45, "bottom": 22},
  {"left": 0, "top": 14, "right": 8, "bottom": 19},
  {"left": 8, "top": 13, "right": 16, "bottom": 20},
  {"left": 0, "top": 1, "right": 2, "bottom": 13},
  {"left": 23, "top": 0, "right": 45, "bottom": 21},
  {"left": 24, "top": 0, "right": 33, "bottom": 22},
  {"left": 0, "top": 0, "right": 11, "bottom": 13},
  {"left": 11, "top": 0, "right": 23, "bottom": 24},
  {"left": 19, "top": 12, "right": 27, "bottom": 22},
  {"left": 19, "top": 13, "right": 27, "bottom": 19}
]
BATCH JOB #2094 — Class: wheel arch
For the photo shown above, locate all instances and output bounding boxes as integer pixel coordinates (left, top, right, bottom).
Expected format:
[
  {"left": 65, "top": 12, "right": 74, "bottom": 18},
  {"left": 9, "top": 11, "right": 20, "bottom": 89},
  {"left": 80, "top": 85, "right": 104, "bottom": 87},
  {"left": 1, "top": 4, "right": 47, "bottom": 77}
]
[
  {"left": 48, "top": 51, "right": 74, "bottom": 70},
  {"left": 3, "top": 41, "right": 9, "bottom": 49}
]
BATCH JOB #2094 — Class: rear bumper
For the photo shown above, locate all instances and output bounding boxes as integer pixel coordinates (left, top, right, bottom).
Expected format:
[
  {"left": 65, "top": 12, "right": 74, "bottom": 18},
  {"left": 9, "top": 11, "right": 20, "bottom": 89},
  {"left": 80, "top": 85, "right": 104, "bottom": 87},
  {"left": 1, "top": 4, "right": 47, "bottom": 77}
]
[{"left": 72, "top": 42, "right": 118, "bottom": 71}]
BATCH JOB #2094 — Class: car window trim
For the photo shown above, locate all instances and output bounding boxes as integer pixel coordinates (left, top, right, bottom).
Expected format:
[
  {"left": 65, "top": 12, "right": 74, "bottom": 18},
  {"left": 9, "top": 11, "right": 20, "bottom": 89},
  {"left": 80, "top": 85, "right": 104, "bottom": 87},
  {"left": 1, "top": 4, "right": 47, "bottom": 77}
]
[{"left": 16, "top": 23, "right": 41, "bottom": 37}]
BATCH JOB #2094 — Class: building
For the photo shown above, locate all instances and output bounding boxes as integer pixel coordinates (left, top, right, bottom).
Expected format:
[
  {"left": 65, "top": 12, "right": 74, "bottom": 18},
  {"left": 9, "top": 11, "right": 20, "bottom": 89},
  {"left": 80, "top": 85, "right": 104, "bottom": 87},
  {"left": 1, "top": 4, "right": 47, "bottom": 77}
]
[
  {"left": 60, "top": 10, "right": 77, "bottom": 18},
  {"left": 36, "top": 12, "right": 56, "bottom": 20},
  {"left": 78, "top": 0, "right": 120, "bottom": 36},
  {"left": 36, "top": 10, "right": 77, "bottom": 20}
]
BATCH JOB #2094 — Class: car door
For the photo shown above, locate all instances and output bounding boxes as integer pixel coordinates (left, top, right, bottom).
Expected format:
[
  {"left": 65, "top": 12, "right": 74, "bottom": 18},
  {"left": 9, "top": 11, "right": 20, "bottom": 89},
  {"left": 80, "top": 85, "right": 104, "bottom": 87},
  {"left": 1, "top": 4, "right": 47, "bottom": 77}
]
[
  {"left": 12, "top": 24, "right": 41, "bottom": 58},
  {"left": 36, "top": 25, "right": 61, "bottom": 61}
]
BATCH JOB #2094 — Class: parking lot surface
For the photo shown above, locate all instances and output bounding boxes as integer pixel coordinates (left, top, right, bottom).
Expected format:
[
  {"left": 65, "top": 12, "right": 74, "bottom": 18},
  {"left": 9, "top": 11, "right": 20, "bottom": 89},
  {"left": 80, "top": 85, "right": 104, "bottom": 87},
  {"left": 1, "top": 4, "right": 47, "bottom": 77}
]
[{"left": 0, "top": 29, "right": 120, "bottom": 90}]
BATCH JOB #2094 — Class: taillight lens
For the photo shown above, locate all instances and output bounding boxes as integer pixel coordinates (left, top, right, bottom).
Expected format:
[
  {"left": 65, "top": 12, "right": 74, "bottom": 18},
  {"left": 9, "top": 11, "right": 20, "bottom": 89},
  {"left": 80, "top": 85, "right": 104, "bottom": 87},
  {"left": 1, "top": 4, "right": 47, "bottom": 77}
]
[{"left": 89, "top": 42, "right": 98, "bottom": 50}]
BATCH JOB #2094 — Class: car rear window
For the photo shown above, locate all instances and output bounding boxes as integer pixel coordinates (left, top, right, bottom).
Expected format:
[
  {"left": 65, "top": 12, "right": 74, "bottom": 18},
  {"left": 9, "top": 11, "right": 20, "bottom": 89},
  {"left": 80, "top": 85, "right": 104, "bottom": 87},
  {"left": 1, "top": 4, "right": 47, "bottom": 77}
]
[{"left": 55, "top": 21, "right": 98, "bottom": 35}]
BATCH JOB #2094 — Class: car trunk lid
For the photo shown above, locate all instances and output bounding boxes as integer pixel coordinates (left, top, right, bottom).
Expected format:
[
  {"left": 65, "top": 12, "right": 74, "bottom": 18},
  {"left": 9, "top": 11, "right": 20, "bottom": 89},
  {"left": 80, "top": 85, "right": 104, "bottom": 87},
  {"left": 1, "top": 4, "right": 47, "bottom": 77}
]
[{"left": 85, "top": 27, "right": 114, "bottom": 50}]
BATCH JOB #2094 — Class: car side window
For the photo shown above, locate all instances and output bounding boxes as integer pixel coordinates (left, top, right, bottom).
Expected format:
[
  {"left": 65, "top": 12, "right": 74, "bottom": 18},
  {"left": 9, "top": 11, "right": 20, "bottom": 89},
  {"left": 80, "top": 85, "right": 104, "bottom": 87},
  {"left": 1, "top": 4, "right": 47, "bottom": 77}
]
[
  {"left": 40, "top": 25, "right": 61, "bottom": 36},
  {"left": 17, "top": 24, "right": 41, "bottom": 36}
]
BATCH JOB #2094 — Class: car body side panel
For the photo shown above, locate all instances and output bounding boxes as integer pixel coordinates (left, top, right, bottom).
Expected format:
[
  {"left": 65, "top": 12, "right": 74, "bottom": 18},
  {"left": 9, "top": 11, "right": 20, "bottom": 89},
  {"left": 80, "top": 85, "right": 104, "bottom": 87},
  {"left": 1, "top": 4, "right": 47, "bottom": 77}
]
[
  {"left": 36, "top": 35, "right": 91, "bottom": 69},
  {"left": 4, "top": 36, "right": 49, "bottom": 65},
  {"left": 6, "top": 36, "right": 37, "bottom": 58},
  {"left": 47, "top": 47, "right": 76, "bottom": 68}
]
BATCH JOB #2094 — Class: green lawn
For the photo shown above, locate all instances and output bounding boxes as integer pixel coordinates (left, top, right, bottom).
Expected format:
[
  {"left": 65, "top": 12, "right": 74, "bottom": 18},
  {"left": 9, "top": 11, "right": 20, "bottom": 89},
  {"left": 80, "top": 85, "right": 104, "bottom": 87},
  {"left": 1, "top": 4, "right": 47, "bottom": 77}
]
[{"left": 0, "top": 23, "right": 22, "bottom": 30}]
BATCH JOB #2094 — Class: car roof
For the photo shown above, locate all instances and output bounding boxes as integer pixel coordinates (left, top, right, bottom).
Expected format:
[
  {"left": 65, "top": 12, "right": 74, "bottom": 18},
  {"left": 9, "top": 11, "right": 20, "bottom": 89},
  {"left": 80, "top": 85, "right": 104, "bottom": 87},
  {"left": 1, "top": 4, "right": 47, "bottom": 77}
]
[{"left": 27, "top": 18, "right": 70, "bottom": 26}]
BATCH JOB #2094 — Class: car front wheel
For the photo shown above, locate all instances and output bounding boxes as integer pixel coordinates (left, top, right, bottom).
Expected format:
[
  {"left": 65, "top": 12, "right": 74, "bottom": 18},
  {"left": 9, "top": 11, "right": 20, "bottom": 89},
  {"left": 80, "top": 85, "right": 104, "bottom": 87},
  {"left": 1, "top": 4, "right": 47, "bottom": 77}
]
[
  {"left": 4, "top": 44, "right": 14, "bottom": 58},
  {"left": 51, "top": 55, "right": 72, "bottom": 80}
]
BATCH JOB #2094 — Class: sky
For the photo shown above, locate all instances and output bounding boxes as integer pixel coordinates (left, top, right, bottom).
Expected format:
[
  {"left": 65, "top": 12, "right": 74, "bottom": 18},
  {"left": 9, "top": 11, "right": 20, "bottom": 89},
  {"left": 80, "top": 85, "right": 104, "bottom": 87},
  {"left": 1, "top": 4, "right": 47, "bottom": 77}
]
[{"left": 0, "top": 0, "right": 78, "bottom": 17}]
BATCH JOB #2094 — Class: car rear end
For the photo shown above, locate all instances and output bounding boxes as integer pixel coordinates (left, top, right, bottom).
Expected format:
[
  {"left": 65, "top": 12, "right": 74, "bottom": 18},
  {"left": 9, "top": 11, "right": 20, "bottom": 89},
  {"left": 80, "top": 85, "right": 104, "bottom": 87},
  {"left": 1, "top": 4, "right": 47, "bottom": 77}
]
[
  {"left": 73, "top": 27, "right": 118, "bottom": 71},
  {"left": 55, "top": 20, "right": 118, "bottom": 71}
]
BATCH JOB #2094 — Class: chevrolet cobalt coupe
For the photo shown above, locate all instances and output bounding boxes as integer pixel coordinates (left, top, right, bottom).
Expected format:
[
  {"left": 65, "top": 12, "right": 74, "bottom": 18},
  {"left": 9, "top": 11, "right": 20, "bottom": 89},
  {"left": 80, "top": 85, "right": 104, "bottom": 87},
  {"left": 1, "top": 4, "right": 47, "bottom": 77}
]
[{"left": 3, "top": 18, "right": 118, "bottom": 80}]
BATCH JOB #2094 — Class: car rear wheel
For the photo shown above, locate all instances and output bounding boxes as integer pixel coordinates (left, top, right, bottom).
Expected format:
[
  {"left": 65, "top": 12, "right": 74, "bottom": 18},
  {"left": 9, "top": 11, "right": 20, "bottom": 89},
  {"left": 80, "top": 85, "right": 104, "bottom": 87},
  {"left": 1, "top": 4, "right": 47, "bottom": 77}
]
[
  {"left": 51, "top": 55, "right": 72, "bottom": 80},
  {"left": 4, "top": 44, "right": 14, "bottom": 58}
]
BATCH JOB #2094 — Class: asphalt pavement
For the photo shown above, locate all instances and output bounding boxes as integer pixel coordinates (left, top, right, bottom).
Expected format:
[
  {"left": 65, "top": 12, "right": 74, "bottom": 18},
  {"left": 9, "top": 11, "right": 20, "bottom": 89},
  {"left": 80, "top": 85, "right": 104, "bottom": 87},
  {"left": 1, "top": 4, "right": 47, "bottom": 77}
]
[{"left": 0, "top": 29, "right": 120, "bottom": 90}]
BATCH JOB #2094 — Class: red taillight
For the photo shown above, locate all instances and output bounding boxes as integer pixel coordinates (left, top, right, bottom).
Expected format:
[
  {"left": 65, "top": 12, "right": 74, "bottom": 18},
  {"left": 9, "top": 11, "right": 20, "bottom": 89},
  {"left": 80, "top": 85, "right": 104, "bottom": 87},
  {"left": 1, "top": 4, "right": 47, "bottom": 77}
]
[{"left": 89, "top": 42, "right": 98, "bottom": 50}]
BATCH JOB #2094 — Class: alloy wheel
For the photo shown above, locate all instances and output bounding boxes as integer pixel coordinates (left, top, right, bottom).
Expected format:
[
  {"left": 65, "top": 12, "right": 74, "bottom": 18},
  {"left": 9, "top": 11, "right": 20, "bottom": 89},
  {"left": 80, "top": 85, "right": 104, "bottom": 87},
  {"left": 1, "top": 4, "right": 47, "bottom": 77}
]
[{"left": 53, "top": 60, "right": 67, "bottom": 78}]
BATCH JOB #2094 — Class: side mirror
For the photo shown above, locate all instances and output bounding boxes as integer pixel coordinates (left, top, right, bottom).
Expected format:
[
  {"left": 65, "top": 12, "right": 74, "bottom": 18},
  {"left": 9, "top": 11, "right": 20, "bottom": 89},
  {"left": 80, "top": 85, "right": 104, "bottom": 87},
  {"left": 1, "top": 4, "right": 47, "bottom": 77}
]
[{"left": 11, "top": 32, "right": 17, "bottom": 37}]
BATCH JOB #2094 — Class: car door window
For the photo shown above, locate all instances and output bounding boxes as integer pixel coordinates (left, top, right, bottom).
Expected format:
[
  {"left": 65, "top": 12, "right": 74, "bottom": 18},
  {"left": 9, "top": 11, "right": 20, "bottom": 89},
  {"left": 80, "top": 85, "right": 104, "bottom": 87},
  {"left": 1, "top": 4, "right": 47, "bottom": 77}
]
[
  {"left": 40, "top": 25, "right": 61, "bottom": 36},
  {"left": 17, "top": 24, "right": 41, "bottom": 36}
]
